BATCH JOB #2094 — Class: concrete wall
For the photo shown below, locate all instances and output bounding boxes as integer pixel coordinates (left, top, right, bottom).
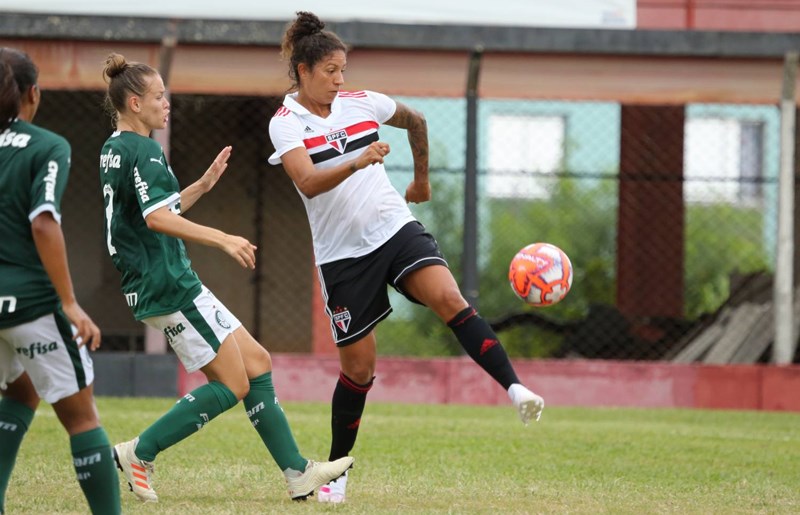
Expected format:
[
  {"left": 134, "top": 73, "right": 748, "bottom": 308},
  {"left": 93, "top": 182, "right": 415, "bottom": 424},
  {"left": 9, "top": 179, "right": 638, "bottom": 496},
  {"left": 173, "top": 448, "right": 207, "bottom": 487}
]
[
  {"left": 93, "top": 353, "right": 179, "bottom": 397},
  {"left": 92, "top": 353, "right": 800, "bottom": 412}
]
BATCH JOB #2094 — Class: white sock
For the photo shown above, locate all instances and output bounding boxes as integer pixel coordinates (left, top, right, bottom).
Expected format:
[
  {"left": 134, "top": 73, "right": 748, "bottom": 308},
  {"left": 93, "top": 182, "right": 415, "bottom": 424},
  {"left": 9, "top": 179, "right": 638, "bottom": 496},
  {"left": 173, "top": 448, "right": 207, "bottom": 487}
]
[
  {"left": 283, "top": 464, "right": 307, "bottom": 479},
  {"left": 507, "top": 383, "right": 528, "bottom": 404}
]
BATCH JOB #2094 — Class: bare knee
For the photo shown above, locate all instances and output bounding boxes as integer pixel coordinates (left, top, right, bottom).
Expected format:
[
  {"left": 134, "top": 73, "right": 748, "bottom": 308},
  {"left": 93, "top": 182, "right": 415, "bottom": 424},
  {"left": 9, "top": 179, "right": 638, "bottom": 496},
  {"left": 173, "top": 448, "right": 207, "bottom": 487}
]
[
  {"left": 341, "top": 361, "right": 375, "bottom": 385},
  {"left": 52, "top": 387, "right": 101, "bottom": 436},
  {"left": 3, "top": 373, "right": 41, "bottom": 411},
  {"left": 259, "top": 348, "right": 272, "bottom": 371},
  {"left": 220, "top": 376, "right": 250, "bottom": 401},
  {"left": 202, "top": 364, "right": 251, "bottom": 401},
  {"left": 430, "top": 287, "right": 469, "bottom": 321},
  {"left": 232, "top": 382, "right": 250, "bottom": 401},
  {"left": 233, "top": 327, "right": 272, "bottom": 377},
  {"left": 339, "top": 333, "right": 377, "bottom": 385},
  {"left": 245, "top": 344, "right": 272, "bottom": 377}
]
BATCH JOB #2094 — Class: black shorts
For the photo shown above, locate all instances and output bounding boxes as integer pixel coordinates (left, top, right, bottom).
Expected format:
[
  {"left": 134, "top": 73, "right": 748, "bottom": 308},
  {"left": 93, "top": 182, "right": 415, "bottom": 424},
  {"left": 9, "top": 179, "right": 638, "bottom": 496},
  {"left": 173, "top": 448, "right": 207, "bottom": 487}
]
[{"left": 318, "top": 221, "right": 448, "bottom": 346}]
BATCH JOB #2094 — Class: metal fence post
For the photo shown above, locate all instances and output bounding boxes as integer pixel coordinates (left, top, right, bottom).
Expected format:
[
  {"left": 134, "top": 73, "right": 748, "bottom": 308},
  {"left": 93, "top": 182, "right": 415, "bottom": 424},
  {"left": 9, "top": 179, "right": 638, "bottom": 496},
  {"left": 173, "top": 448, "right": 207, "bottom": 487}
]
[
  {"left": 774, "top": 50, "right": 798, "bottom": 364},
  {"left": 463, "top": 46, "right": 483, "bottom": 308}
]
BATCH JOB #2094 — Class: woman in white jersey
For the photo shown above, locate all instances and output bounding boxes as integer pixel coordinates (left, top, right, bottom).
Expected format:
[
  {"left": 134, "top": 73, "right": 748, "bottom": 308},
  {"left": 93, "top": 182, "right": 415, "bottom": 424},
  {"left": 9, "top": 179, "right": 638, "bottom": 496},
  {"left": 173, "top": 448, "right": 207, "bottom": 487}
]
[
  {"left": 99, "top": 53, "right": 352, "bottom": 504},
  {"left": 0, "top": 48, "right": 120, "bottom": 514},
  {"left": 268, "top": 11, "right": 546, "bottom": 504}
]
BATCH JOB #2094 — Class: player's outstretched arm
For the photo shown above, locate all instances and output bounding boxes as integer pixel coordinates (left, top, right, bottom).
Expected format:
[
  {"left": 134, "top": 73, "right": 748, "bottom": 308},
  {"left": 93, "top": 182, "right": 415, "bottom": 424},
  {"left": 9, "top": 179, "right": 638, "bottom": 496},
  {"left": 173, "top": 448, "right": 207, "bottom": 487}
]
[
  {"left": 31, "top": 213, "right": 102, "bottom": 350},
  {"left": 180, "top": 145, "right": 232, "bottom": 213},
  {"left": 146, "top": 206, "right": 257, "bottom": 269}
]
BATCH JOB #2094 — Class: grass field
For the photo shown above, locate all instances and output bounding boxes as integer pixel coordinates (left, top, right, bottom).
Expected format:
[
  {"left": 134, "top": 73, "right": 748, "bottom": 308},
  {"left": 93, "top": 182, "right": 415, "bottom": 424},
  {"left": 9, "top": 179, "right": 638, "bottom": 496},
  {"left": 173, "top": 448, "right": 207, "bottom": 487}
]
[{"left": 5, "top": 397, "right": 800, "bottom": 514}]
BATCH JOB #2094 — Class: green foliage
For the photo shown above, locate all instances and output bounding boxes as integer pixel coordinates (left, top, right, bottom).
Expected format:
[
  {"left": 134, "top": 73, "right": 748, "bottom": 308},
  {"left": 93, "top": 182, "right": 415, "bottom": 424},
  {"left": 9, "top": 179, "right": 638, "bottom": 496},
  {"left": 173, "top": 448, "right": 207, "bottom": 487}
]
[
  {"left": 377, "top": 308, "right": 460, "bottom": 357},
  {"left": 378, "top": 169, "right": 772, "bottom": 359},
  {"left": 480, "top": 177, "right": 618, "bottom": 323},
  {"left": 379, "top": 175, "right": 619, "bottom": 358},
  {"left": 684, "top": 203, "right": 770, "bottom": 318},
  {"left": 464, "top": 176, "right": 618, "bottom": 358}
]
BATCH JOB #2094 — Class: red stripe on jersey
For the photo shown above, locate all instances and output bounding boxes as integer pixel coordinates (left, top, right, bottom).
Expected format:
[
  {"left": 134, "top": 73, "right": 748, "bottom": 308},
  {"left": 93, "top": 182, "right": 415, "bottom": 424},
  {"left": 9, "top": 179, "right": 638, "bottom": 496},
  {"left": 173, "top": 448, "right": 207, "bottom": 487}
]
[
  {"left": 338, "top": 91, "right": 367, "bottom": 98},
  {"left": 303, "top": 121, "right": 379, "bottom": 150},
  {"left": 273, "top": 106, "right": 291, "bottom": 117}
]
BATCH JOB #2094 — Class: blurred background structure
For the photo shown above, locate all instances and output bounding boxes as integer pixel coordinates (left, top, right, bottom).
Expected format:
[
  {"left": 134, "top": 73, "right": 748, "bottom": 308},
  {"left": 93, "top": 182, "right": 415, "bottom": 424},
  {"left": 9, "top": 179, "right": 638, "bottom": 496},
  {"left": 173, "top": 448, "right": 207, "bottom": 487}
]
[{"left": 2, "top": 1, "right": 800, "bottom": 397}]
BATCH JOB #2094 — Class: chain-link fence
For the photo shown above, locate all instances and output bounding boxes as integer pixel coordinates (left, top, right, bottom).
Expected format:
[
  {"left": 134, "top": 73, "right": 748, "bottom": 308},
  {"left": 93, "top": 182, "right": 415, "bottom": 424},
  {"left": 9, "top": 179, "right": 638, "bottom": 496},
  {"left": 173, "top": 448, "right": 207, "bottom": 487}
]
[
  {"left": 33, "top": 60, "right": 796, "bottom": 364},
  {"left": 378, "top": 97, "right": 787, "bottom": 363}
]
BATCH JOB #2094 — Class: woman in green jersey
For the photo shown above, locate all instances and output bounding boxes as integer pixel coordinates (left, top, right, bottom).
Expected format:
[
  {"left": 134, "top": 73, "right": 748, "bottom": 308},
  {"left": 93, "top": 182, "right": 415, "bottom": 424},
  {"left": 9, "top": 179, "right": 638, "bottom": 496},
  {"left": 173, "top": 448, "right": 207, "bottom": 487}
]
[
  {"left": 99, "top": 52, "right": 352, "bottom": 504},
  {"left": 0, "top": 48, "right": 121, "bottom": 514}
]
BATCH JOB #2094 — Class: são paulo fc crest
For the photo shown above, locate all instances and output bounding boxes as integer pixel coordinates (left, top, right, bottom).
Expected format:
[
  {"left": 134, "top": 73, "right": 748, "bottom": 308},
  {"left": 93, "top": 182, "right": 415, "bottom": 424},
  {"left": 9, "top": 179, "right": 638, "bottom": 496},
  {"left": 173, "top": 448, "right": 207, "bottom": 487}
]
[
  {"left": 326, "top": 129, "right": 348, "bottom": 153},
  {"left": 333, "top": 306, "right": 351, "bottom": 333}
]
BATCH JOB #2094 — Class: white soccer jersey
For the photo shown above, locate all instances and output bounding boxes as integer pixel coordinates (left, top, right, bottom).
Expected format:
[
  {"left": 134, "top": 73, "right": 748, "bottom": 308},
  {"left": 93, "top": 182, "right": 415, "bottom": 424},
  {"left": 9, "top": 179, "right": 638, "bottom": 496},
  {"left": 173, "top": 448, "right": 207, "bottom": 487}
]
[{"left": 268, "top": 91, "right": 416, "bottom": 265}]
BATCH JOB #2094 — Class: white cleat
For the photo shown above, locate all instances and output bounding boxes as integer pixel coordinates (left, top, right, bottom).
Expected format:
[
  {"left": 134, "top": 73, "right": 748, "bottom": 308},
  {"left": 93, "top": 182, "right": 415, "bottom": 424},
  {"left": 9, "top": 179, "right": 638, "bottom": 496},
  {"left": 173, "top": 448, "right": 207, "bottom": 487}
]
[
  {"left": 317, "top": 469, "right": 348, "bottom": 504},
  {"left": 285, "top": 456, "right": 354, "bottom": 501},
  {"left": 113, "top": 437, "right": 158, "bottom": 503},
  {"left": 508, "top": 383, "right": 545, "bottom": 425}
]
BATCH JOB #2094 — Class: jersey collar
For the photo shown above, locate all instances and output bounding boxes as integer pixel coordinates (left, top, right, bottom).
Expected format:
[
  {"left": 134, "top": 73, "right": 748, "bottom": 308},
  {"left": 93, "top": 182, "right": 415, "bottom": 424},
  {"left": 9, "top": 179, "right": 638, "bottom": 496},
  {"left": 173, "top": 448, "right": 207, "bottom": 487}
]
[{"left": 284, "top": 92, "right": 341, "bottom": 118}]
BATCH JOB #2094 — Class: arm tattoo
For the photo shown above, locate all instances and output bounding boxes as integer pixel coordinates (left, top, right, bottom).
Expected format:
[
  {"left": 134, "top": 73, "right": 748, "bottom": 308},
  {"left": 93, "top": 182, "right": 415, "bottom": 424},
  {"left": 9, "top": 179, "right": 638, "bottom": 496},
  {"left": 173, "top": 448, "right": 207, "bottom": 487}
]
[
  {"left": 408, "top": 118, "right": 429, "bottom": 181},
  {"left": 388, "top": 102, "right": 429, "bottom": 181}
]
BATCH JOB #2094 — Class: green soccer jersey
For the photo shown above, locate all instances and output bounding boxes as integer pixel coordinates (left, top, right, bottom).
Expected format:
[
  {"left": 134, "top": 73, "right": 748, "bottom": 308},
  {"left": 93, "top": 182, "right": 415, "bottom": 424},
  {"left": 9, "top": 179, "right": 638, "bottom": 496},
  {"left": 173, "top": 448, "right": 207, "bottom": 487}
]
[
  {"left": 100, "top": 131, "right": 202, "bottom": 320},
  {"left": 0, "top": 119, "right": 69, "bottom": 329}
]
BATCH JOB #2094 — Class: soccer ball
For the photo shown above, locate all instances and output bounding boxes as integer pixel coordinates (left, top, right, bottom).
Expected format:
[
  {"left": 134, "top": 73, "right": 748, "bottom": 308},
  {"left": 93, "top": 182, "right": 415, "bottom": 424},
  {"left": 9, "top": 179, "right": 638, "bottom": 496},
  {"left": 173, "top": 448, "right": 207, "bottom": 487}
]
[{"left": 508, "top": 243, "right": 573, "bottom": 307}]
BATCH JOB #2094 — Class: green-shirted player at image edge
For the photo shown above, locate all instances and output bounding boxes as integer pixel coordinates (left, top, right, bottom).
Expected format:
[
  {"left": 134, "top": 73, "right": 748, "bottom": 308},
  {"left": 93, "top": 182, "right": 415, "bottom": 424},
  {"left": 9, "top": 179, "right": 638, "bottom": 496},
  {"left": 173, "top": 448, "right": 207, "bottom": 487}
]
[
  {"left": 0, "top": 48, "right": 121, "bottom": 514},
  {"left": 99, "top": 52, "right": 352, "bottom": 504}
]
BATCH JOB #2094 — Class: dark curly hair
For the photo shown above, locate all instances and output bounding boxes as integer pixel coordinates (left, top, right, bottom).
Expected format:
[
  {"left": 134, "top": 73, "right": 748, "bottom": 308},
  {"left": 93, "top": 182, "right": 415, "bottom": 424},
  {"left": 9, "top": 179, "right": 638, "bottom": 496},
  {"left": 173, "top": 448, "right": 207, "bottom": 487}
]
[{"left": 280, "top": 11, "right": 347, "bottom": 90}]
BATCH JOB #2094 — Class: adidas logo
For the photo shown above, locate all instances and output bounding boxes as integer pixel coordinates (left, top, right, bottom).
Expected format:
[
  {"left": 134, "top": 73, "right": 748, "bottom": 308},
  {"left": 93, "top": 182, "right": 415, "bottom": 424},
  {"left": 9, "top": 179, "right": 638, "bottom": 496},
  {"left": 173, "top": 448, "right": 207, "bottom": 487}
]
[
  {"left": 303, "top": 126, "right": 314, "bottom": 133},
  {"left": 479, "top": 338, "right": 499, "bottom": 356}
]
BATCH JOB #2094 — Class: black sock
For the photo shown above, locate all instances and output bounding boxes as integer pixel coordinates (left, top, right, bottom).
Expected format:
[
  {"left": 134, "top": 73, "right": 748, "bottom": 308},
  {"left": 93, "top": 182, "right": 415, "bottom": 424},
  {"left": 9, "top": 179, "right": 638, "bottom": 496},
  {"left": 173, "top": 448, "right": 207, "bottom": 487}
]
[
  {"left": 448, "top": 306, "right": 520, "bottom": 390},
  {"left": 329, "top": 372, "right": 373, "bottom": 461}
]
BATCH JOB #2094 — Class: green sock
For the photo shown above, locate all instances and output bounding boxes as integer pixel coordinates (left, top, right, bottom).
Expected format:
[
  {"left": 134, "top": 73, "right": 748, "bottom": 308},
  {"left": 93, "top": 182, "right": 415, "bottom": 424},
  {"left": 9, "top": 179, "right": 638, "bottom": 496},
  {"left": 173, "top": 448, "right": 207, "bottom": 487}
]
[
  {"left": 0, "top": 398, "right": 35, "bottom": 514},
  {"left": 136, "top": 381, "right": 238, "bottom": 462},
  {"left": 244, "top": 372, "right": 307, "bottom": 472},
  {"left": 70, "top": 427, "right": 121, "bottom": 515}
]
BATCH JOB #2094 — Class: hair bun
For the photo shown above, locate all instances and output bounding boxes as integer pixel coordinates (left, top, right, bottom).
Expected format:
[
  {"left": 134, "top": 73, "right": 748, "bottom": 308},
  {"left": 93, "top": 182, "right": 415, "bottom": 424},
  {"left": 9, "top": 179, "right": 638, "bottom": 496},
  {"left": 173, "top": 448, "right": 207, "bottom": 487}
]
[
  {"left": 294, "top": 11, "right": 325, "bottom": 40},
  {"left": 102, "top": 53, "right": 128, "bottom": 80}
]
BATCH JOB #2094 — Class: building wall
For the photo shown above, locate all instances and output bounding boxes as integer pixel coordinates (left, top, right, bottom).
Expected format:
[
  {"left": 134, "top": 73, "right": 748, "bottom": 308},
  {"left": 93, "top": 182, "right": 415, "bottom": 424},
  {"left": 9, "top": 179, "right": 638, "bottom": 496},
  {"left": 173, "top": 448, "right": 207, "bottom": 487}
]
[
  {"left": 2, "top": 15, "right": 798, "bottom": 358},
  {"left": 638, "top": 0, "right": 800, "bottom": 31},
  {"left": 172, "top": 354, "right": 800, "bottom": 412}
]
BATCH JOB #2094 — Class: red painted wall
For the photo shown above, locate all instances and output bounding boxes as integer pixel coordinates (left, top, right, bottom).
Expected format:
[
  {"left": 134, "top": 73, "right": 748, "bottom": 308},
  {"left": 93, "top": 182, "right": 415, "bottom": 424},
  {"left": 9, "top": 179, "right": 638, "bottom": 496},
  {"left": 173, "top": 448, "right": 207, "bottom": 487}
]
[
  {"left": 178, "top": 355, "right": 800, "bottom": 412},
  {"left": 638, "top": 0, "right": 800, "bottom": 31}
]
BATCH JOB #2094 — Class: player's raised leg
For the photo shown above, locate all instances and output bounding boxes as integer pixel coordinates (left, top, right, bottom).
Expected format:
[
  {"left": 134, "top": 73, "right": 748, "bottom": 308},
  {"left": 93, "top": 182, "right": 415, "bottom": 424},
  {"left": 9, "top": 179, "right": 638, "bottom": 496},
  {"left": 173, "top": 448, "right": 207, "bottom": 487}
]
[{"left": 404, "top": 265, "right": 545, "bottom": 424}]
